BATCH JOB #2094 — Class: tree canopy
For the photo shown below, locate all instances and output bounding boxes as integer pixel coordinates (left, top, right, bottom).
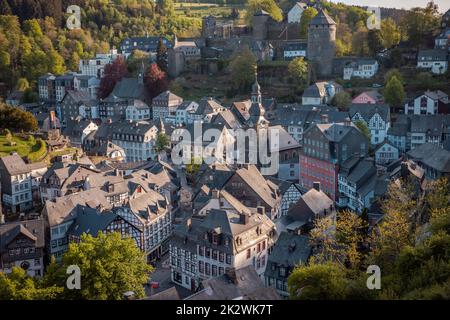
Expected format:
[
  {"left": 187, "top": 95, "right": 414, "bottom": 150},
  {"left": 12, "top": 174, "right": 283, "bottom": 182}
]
[
  {"left": 229, "top": 46, "right": 257, "bottom": 93},
  {"left": 245, "top": 0, "right": 283, "bottom": 24},
  {"left": 44, "top": 232, "right": 153, "bottom": 300}
]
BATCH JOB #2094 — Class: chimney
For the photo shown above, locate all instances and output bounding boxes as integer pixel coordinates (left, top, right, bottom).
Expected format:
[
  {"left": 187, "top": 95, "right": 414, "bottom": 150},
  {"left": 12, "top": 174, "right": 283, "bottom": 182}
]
[
  {"left": 320, "top": 114, "right": 329, "bottom": 124},
  {"left": 225, "top": 268, "right": 238, "bottom": 284},
  {"left": 212, "top": 189, "right": 220, "bottom": 199},
  {"left": 107, "top": 118, "right": 112, "bottom": 124},
  {"left": 256, "top": 206, "right": 265, "bottom": 216},
  {"left": 344, "top": 117, "right": 352, "bottom": 126},
  {"left": 313, "top": 182, "right": 321, "bottom": 192},
  {"left": 0, "top": 212, "right": 5, "bottom": 224},
  {"left": 186, "top": 218, "right": 192, "bottom": 230},
  {"left": 239, "top": 212, "right": 249, "bottom": 225}
]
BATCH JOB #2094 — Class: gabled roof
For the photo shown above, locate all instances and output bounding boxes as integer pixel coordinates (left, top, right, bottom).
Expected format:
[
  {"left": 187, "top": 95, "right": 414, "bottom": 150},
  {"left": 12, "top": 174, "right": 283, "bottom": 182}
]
[
  {"left": 315, "top": 122, "right": 358, "bottom": 143},
  {"left": 67, "top": 206, "right": 118, "bottom": 237},
  {"left": 0, "top": 219, "right": 45, "bottom": 251},
  {"left": 233, "top": 165, "right": 280, "bottom": 208},
  {"left": 153, "top": 90, "right": 183, "bottom": 103},
  {"left": 265, "top": 231, "right": 311, "bottom": 274},
  {"left": 407, "top": 143, "right": 450, "bottom": 173},
  {"left": 186, "top": 265, "right": 280, "bottom": 300},
  {"left": 309, "top": 9, "right": 336, "bottom": 26},
  {"left": 0, "top": 153, "right": 29, "bottom": 176},
  {"left": 349, "top": 103, "right": 390, "bottom": 122},
  {"left": 108, "top": 77, "right": 150, "bottom": 102},
  {"left": 287, "top": 187, "right": 334, "bottom": 222}
]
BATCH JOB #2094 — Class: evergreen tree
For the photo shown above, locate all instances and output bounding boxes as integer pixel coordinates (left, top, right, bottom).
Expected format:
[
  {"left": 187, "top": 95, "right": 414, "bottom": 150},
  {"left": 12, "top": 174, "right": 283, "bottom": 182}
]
[{"left": 156, "top": 38, "right": 168, "bottom": 73}]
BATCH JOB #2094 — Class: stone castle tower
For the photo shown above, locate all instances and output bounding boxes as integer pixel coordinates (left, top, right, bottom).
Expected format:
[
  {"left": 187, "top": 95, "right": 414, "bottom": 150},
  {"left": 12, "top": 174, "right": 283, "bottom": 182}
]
[{"left": 307, "top": 9, "right": 336, "bottom": 77}]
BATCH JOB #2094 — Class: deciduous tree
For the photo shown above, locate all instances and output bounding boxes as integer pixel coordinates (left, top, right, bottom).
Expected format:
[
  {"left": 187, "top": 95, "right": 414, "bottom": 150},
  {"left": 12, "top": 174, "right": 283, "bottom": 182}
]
[
  {"left": 145, "top": 63, "right": 169, "bottom": 99},
  {"left": 98, "top": 56, "right": 128, "bottom": 99}
]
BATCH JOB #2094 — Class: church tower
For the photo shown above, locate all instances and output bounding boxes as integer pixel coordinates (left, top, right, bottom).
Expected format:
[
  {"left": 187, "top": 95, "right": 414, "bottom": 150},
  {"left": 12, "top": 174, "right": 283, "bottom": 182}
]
[
  {"left": 248, "top": 67, "right": 266, "bottom": 128},
  {"left": 307, "top": 9, "right": 336, "bottom": 77}
]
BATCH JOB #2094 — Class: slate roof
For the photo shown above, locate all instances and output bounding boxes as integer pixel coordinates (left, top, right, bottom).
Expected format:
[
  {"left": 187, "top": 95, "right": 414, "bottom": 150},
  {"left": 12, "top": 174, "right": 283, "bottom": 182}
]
[
  {"left": 418, "top": 49, "right": 448, "bottom": 61},
  {"left": 410, "top": 114, "right": 450, "bottom": 135},
  {"left": 269, "top": 125, "right": 300, "bottom": 151},
  {"left": 264, "top": 231, "right": 311, "bottom": 279},
  {"left": 303, "top": 81, "right": 342, "bottom": 98},
  {"left": 309, "top": 9, "right": 336, "bottom": 26},
  {"left": 186, "top": 265, "right": 280, "bottom": 300},
  {"left": 407, "top": 143, "right": 450, "bottom": 173},
  {"left": 152, "top": 90, "right": 183, "bottom": 103},
  {"left": 287, "top": 187, "right": 334, "bottom": 222},
  {"left": 63, "top": 90, "right": 96, "bottom": 106},
  {"left": 107, "top": 77, "right": 150, "bottom": 102},
  {"left": 43, "top": 188, "right": 113, "bottom": 227},
  {"left": 349, "top": 103, "right": 390, "bottom": 122},
  {"left": 315, "top": 122, "right": 358, "bottom": 143},
  {"left": 233, "top": 165, "right": 280, "bottom": 208},
  {"left": 0, "top": 153, "right": 29, "bottom": 175},
  {"left": 67, "top": 205, "right": 118, "bottom": 237},
  {"left": 0, "top": 219, "right": 45, "bottom": 251}
]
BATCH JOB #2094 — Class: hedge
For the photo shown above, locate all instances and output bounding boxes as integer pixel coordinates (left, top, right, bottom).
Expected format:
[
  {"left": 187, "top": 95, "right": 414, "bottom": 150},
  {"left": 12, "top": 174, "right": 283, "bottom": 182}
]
[{"left": 27, "top": 138, "right": 47, "bottom": 162}]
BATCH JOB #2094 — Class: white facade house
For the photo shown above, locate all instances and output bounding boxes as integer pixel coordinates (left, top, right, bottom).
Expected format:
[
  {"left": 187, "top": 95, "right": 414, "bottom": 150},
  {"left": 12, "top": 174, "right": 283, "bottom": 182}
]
[
  {"left": 302, "top": 81, "right": 342, "bottom": 106},
  {"left": 78, "top": 50, "right": 120, "bottom": 78},
  {"left": 125, "top": 100, "right": 151, "bottom": 121},
  {"left": 175, "top": 101, "right": 199, "bottom": 125},
  {"left": 173, "top": 36, "right": 201, "bottom": 59},
  {"left": 404, "top": 90, "right": 449, "bottom": 115},
  {"left": 343, "top": 59, "right": 379, "bottom": 80},
  {"left": 0, "top": 154, "right": 33, "bottom": 214},
  {"left": 152, "top": 91, "right": 183, "bottom": 123},
  {"left": 417, "top": 49, "right": 449, "bottom": 74},
  {"left": 287, "top": 2, "right": 308, "bottom": 24},
  {"left": 283, "top": 42, "right": 307, "bottom": 60},
  {"left": 338, "top": 157, "right": 377, "bottom": 213},
  {"left": 350, "top": 104, "right": 391, "bottom": 145},
  {"left": 111, "top": 121, "right": 159, "bottom": 162},
  {"left": 375, "top": 141, "right": 399, "bottom": 165},
  {"left": 170, "top": 210, "right": 276, "bottom": 291}
]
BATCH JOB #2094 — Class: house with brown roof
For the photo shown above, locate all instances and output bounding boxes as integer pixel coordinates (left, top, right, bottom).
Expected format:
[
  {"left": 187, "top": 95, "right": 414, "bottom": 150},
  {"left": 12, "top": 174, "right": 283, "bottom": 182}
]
[
  {"left": 0, "top": 219, "right": 45, "bottom": 277},
  {"left": 223, "top": 165, "right": 282, "bottom": 220}
]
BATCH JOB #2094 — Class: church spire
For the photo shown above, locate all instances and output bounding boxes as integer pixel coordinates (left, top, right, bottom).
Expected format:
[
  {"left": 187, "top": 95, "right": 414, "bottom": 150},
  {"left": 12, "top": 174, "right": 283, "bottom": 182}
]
[
  {"left": 138, "top": 62, "right": 145, "bottom": 84},
  {"left": 251, "top": 65, "right": 261, "bottom": 104}
]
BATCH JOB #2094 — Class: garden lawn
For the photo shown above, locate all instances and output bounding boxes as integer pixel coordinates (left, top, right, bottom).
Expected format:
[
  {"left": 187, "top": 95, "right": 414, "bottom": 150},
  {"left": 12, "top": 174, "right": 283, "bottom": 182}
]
[{"left": 0, "top": 135, "right": 38, "bottom": 158}]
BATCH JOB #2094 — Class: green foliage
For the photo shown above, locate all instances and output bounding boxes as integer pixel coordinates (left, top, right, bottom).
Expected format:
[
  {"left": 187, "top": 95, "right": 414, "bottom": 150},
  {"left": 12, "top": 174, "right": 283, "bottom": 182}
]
[
  {"left": 155, "top": 132, "right": 170, "bottom": 152},
  {"left": 27, "top": 138, "right": 47, "bottom": 162},
  {"left": 0, "top": 102, "right": 38, "bottom": 132},
  {"left": 400, "top": 2, "right": 440, "bottom": 48},
  {"left": 45, "top": 232, "right": 153, "bottom": 300},
  {"left": 384, "top": 69, "right": 403, "bottom": 85},
  {"left": 288, "top": 57, "right": 308, "bottom": 87},
  {"left": 15, "top": 78, "right": 29, "bottom": 91},
  {"left": 331, "top": 91, "right": 352, "bottom": 110},
  {"left": 229, "top": 46, "right": 256, "bottom": 93},
  {"left": 156, "top": 38, "right": 168, "bottom": 73},
  {"left": 290, "top": 177, "right": 450, "bottom": 300},
  {"left": 246, "top": 0, "right": 283, "bottom": 24},
  {"left": 354, "top": 120, "right": 371, "bottom": 143},
  {"left": 288, "top": 262, "right": 362, "bottom": 300},
  {"left": 299, "top": 7, "right": 318, "bottom": 38},
  {"left": 367, "top": 30, "right": 383, "bottom": 55},
  {"left": 384, "top": 75, "right": 405, "bottom": 108},
  {"left": 380, "top": 18, "right": 401, "bottom": 49},
  {"left": 0, "top": 267, "right": 63, "bottom": 300}
]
